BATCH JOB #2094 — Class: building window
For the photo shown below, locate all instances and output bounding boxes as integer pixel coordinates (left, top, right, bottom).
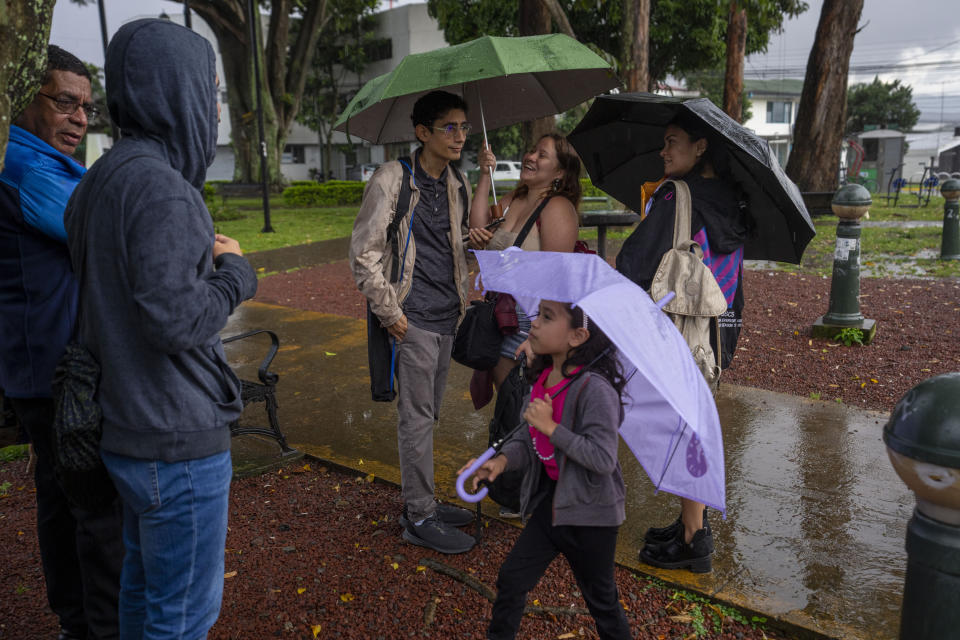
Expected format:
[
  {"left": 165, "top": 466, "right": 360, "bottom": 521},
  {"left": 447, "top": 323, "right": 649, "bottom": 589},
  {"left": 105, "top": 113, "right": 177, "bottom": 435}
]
[
  {"left": 769, "top": 141, "right": 789, "bottom": 167},
  {"left": 364, "top": 38, "right": 392, "bottom": 62},
  {"left": 766, "top": 101, "right": 792, "bottom": 124},
  {"left": 863, "top": 139, "right": 878, "bottom": 162},
  {"left": 282, "top": 144, "right": 305, "bottom": 164}
]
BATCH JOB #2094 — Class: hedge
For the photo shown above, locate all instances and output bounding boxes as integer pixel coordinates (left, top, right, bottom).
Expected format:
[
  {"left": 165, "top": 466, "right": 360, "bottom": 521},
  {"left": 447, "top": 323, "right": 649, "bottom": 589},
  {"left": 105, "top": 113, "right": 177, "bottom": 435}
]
[{"left": 282, "top": 180, "right": 366, "bottom": 207}]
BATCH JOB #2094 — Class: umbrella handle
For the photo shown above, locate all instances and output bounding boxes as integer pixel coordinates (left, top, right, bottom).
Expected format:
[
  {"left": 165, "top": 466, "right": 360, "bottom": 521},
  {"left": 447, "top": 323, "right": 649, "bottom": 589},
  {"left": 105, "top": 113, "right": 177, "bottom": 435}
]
[
  {"left": 456, "top": 446, "right": 497, "bottom": 503},
  {"left": 656, "top": 291, "right": 675, "bottom": 310},
  {"left": 478, "top": 93, "right": 498, "bottom": 206}
]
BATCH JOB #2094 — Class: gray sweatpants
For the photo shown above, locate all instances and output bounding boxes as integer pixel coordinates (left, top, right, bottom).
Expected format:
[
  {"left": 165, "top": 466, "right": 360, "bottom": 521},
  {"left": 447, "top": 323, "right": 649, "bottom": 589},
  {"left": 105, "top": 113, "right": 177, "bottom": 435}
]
[{"left": 395, "top": 323, "right": 454, "bottom": 522}]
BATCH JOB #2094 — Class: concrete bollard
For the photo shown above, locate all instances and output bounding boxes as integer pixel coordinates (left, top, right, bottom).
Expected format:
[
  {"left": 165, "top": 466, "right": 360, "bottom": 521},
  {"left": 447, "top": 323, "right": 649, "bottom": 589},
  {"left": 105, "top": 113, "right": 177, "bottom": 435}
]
[
  {"left": 884, "top": 373, "right": 960, "bottom": 639},
  {"left": 940, "top": 179, "right": 960, "bottom": 260},
  {"left": 812, "top": 184, "right": 877, "bottom": 344}
]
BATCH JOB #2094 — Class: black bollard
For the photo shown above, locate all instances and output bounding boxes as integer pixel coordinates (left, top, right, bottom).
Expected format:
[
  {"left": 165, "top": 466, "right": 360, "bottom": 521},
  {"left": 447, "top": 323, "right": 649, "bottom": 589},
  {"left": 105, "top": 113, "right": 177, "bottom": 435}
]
[{"left": 884, "top": 373, "right": 960, "bottom": 639}]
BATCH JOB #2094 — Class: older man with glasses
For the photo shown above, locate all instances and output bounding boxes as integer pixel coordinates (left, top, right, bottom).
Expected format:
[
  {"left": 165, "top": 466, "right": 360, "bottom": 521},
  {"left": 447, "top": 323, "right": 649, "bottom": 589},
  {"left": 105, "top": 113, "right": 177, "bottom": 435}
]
[{"left": 0, "top": 45, "right": 122, "bottom": 640}]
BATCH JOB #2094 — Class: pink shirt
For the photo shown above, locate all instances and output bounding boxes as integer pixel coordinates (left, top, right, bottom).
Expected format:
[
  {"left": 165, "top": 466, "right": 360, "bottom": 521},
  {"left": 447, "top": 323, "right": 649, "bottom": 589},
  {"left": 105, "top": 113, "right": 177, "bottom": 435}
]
[{"left": 528, "top": 365, "right": 581, "bottom": 480}]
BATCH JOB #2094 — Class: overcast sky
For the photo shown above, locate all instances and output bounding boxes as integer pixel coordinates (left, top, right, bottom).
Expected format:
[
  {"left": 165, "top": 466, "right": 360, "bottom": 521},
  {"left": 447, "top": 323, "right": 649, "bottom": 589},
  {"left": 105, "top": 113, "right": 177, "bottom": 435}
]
[{"left": 50, "top": 0, "right": 960, "bottom": 123}]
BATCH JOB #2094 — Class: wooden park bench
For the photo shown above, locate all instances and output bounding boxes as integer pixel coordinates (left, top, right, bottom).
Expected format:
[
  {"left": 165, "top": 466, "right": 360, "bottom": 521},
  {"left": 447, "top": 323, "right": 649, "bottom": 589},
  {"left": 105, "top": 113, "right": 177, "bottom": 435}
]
[{"left": 222, "top": 329, "right": 294, "bottom": 454}]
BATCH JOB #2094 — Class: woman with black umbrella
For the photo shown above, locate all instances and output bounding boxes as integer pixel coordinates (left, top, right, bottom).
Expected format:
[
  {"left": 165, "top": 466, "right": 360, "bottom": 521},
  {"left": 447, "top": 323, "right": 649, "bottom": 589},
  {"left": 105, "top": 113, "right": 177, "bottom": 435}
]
[{"left": 616, "top": 111, "right": 750, "bottom": 573}]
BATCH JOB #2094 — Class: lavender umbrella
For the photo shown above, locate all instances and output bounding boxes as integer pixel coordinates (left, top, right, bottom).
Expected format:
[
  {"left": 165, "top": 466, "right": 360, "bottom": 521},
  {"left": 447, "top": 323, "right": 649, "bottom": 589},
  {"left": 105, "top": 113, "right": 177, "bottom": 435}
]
[{"left": 455, "top": 248, "right": 726, "bottom": 515}]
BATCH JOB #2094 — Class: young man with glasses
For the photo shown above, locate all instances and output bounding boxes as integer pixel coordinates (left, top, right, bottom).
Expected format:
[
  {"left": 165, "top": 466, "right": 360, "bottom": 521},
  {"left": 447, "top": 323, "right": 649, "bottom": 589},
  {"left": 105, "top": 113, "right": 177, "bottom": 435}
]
[
  {"left": 0, "top": 45, "right": 123, "bottom": 640},
  {"left": 350, "top": 90, "right": 477, "bottom": 554}
]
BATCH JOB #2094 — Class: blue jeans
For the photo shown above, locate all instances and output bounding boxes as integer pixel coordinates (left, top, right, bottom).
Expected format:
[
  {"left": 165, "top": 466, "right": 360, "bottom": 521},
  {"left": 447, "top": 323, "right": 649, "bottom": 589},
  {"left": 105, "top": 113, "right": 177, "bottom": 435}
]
[{"left": 102, "top": 449, "right": 232, "bottom": 640}]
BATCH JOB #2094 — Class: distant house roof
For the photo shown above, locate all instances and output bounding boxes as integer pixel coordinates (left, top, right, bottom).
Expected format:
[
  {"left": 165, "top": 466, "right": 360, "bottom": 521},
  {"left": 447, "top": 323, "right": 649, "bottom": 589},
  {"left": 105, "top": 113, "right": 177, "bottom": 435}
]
[
  {"left": 856, "top": 128, "right": 906, "bottom": 139},
  {"left": 744, "top": 78, "right": 804, "bottom": 98}
]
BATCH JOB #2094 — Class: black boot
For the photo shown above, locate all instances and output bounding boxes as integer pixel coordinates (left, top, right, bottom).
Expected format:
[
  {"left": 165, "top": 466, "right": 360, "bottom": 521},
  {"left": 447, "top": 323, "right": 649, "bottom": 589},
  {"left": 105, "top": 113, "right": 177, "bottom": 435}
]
[
  {"left": 643, "top": 508, "right": 713, "bottom": 551},
  {"left": 639, "top": 526, "right": 713, "bottom": 574}
]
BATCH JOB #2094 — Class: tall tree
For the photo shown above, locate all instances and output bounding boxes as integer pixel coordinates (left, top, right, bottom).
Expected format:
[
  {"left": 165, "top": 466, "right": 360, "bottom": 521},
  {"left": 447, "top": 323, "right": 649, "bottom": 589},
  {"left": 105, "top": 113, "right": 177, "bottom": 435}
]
[
  {"left": 845, "top": 76, "right": 921, "bottom": 135},
  {"left": 297, "top": 0, "right": 379, "bottom": 179},
  {"left": 519, "top": 0, "right": 557, "bottom": 149},
  {"left": 1, "top": 0, "right": 57, "bottom": 173},
  {"left": 786, "top": 0, "right": 864, "bottom": 192},
  {"left": 163, "top": 1, "right": 332, "bottom": 186},
  {"left": 621, "top": 0, "right": 650, "bottom": 92},
  {"left": 722, "top": 2, "right": 747, "bottom": 121}
]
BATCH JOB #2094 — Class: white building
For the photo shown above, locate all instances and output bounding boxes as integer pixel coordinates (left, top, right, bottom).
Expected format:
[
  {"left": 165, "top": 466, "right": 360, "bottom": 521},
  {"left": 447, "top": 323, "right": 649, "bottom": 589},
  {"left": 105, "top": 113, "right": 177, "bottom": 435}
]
[
  {"left": 742, "top": 78, "right": 803, "bottom": 167},
  {"left": 159, "top": 3, "right": 448, "bottom": 182}
]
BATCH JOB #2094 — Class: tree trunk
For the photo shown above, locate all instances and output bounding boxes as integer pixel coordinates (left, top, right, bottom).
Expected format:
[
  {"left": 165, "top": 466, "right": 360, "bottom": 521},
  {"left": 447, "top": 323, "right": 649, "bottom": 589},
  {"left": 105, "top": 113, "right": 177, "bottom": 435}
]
[
  {"left": 722, "top": 2, "right": 746, "bottom": 122},
  {"left": 621, "top": 0, "right": 650, "bottom": 92},
  {"left": 0, "top": 0, "right": 56, "bottom": 174},
  {"left": 785, "top": 0, "right": 864, "bottom": 192},
  {"left": 519, "top": 0, "right": 555, "bottom": 151},
  {"left": 173, "top": 0, "right": 329, "bottom": 186}
]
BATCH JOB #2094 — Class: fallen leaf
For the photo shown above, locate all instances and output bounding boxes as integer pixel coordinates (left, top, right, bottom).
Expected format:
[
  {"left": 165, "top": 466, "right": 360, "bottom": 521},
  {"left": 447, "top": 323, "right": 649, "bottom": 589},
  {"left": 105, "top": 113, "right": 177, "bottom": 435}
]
[
  {"left": 312, "top": 624, "right": 322, "bottom": 637},
  {"left": 870, "top": 378, "right": 879, "bottom": 384},
  {"left": 416, "top": 565, "right": 426, "bottom": 572},
  {"left": 325, "top": 351, "right": 336, "bottom": 356},
  {"left": 391, "top": 562, "right": 399, "bottom": 570},
  {"left": 303, "top": 464, "right": 311, "bottom": 471},
  {"left": 557, "top": 634, "right": 576, "bottom": 639},
  {"left": 340, "top": 593, "right": 355, "bottom": 602},
  {"left": 533, "top": 599, "right": 541, "bottom": 606},
  {"left": 224, "top": 571, "right": 237, "bottom": 579},
  {"left": 297, "top": 587, "right": 307, "bottom": 594},
  {"left": 366, "top": 474, "right": 375, "bottom": 483}
]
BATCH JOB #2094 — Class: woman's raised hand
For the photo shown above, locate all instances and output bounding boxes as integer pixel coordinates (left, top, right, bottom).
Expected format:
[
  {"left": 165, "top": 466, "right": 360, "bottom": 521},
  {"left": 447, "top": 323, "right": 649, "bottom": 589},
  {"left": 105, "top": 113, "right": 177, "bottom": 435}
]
[{"left": 478, "top": 144, "right": 497, "bottom": 173}]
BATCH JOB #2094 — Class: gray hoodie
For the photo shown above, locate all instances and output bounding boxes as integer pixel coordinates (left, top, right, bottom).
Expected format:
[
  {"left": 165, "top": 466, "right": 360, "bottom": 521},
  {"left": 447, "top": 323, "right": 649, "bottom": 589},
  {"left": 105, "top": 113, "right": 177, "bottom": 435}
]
[
  {"left": 64, "top": 19, "right": 257, "bottom": 462},
  {"left": 500, "top": 372, "right": 627, "bottom": 527}
]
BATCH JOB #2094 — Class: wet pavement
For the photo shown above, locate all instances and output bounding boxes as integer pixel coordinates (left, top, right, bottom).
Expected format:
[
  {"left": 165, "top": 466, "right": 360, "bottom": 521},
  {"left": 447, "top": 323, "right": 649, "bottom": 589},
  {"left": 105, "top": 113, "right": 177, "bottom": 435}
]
[{"left": 223, "top": 299, "right": 912, "bottom": 640}]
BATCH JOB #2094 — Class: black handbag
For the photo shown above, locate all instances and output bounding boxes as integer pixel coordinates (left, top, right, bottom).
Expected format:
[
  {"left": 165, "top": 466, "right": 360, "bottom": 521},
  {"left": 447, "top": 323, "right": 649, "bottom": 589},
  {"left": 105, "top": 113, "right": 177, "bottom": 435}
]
[
  {"left": 452, "top": 297, "right": 502, "bottom": 370},
  {"left": 484, "top": 363, "right": 529, "bottom": 512},
  {"left": 452, "top": 197, "right": 551, "bottom": 370}
]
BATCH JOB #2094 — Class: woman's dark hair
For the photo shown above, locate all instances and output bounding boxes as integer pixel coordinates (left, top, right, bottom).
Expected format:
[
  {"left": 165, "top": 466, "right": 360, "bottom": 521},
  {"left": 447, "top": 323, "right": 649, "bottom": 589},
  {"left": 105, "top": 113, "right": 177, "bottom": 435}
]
[
  {"left": 667, "top": 112, "right": 732, "bottom": 183},
  {"left": 528, "top": 303, "right": 626, "bottom": 400},
  {"left": 513, "top": 133, "right": 582, "bottom": 208},
  {"left": 410, "top": 90, "right": 468, "bottom": 133}
]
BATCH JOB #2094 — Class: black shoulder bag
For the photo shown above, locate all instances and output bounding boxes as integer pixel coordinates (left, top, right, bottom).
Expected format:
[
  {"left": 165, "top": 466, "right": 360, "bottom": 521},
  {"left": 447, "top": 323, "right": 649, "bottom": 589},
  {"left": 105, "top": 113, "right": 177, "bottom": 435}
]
[
  {"left": 452, "top": 197, "right": 551, "bottom": 370},
  {"left": 367, "top": 158, "right": 415, "bottom": 402}
]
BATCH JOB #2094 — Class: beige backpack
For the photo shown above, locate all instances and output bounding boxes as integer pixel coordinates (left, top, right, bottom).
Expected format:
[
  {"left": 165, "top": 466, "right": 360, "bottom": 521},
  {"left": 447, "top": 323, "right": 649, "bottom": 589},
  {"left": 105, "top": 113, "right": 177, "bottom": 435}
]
[{"left": 649, "top": 180, "right": 728, "bottom": 387}]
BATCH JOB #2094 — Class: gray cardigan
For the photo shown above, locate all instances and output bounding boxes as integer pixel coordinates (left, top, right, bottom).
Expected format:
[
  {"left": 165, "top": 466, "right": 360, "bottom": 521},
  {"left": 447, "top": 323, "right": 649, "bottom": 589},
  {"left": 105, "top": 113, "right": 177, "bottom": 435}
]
[{"left": 500, "top": 372, "right": 626, "bottom": 527}]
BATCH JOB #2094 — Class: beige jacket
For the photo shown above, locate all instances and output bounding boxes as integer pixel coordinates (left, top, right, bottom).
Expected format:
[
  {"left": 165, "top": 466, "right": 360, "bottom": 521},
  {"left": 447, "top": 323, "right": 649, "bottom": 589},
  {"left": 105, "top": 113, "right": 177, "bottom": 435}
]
[{"left": 349, "top": 158, "right": 472, "bottom": 329}]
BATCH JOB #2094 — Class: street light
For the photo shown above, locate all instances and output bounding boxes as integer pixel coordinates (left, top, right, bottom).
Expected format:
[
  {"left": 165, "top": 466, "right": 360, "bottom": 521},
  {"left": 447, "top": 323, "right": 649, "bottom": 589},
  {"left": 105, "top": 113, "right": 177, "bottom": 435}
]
[{"left": 246, "top": 0, "right": 274, "bottom": 233}]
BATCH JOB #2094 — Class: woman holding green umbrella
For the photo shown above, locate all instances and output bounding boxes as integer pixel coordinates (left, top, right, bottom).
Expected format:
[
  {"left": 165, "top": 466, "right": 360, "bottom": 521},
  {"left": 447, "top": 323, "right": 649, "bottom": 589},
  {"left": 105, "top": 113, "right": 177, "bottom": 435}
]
[
  {"left": 616, "top": 112, "right": 750, "bottom": 573},
  {"left": 467, "top": 134, "right": 582, "bottom": 389}
]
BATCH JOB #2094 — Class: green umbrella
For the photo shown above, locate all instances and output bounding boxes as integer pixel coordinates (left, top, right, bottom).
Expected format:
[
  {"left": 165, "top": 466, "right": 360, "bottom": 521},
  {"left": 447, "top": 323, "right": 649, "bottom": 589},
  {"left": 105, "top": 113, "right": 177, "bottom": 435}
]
[{"left": 333, "top": 33, "right": 619, "bottom": 146}]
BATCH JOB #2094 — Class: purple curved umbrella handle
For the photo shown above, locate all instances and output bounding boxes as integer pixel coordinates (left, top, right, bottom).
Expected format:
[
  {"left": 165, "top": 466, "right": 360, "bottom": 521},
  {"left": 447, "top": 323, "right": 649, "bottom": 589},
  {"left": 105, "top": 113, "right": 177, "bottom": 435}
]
[
  {"left": 656, "top": 291, "right": 676, "bottom": 310},
  {"left": 456, "top": 446, "right": 496, "bottom": 503}
]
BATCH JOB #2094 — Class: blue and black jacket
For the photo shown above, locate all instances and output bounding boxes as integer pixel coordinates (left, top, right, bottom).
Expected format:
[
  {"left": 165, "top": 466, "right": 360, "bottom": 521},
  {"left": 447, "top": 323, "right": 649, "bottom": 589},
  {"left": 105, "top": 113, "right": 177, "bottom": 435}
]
[{"left": 0, "top": 125, "right": 86, "bottom": 398}]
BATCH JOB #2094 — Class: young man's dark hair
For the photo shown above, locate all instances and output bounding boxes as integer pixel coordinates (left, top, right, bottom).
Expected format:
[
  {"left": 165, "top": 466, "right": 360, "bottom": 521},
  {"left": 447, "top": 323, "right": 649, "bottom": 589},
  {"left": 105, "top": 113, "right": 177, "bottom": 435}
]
[
  {"left": 410, "top": 90, "right": 468, "bottom": 132},
  {"left": 44, "top": 44, "right": 92, "bottom": 84}
]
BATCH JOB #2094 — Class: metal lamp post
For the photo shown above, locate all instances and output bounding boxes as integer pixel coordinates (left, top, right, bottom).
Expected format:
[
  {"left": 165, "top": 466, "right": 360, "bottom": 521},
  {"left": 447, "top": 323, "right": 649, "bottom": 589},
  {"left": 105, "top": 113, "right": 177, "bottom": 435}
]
[
  {"left": 940, "top": 178, "right": 960, "bottom": 260},
  {"left": 811, "top": 183, "right": 877, "bottom": 344},
  {"left": 885, "top": 373, "right": 960, "bottom": 639},
  {"left": 246, "top": 0, "right": 274, "bottom": 233}
]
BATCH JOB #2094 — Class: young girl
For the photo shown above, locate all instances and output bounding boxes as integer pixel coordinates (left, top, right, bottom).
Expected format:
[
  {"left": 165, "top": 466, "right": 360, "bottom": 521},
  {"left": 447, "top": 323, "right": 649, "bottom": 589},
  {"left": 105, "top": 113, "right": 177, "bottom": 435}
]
[{"left": 459, "top": 299, "right": 632, "bottom": 640}]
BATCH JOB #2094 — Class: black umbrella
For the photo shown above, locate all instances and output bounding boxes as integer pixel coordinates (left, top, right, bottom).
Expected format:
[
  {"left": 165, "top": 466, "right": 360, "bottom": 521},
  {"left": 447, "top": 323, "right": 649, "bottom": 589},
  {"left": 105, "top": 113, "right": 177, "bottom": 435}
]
[{"left": 568, "top": 93, "right": 816, "bottom": 264}]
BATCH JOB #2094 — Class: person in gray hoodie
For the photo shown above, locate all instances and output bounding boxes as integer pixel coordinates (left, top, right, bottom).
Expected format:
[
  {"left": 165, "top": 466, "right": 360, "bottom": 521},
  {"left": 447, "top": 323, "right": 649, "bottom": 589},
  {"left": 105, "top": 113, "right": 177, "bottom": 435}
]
[{"left": 63, "top": 18, "right": 257, "bottom": 638}]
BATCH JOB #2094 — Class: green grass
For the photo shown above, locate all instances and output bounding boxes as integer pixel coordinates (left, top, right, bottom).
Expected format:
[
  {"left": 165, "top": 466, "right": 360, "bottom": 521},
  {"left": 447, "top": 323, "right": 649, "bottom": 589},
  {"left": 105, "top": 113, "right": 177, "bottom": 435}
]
[
  {"left": 0, "top": 444, "right": 28, "bottom": 462},
  {"left": 211, "top": 205, "right": 359, "bottom": 253},
  {"left": 208, "top": 191, "right": 960, "bottom": 280}
]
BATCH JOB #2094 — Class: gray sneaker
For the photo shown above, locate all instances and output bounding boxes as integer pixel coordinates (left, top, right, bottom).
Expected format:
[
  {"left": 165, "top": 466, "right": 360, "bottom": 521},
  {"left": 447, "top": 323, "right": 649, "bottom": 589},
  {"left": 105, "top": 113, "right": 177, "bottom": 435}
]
[
  {"left": 401, "top": 513, "right": 475, "bottom": 554},
  {"left": 436, "top": 503, "right": 474, "bottom": 527}
]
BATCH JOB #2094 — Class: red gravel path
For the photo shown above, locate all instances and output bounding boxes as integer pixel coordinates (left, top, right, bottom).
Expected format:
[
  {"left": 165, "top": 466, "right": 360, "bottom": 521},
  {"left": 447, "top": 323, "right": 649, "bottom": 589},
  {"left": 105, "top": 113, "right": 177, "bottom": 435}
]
[
  {"left": 0, "top": 459, "right": 787, "bottom": 640},
  {"left": 256, "top": 261, "right": 960, "bottom": 412}
]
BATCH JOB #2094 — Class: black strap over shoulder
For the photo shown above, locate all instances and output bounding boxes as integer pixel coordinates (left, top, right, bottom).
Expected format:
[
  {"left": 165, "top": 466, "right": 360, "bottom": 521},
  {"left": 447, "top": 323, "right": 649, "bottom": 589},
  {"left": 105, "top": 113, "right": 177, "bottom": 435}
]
[
  {"left": 388, "top": 156, "right": 414, "bottom": 283},
  {"left": 514, "top": 195, "right": 552, "bottom": 248}
]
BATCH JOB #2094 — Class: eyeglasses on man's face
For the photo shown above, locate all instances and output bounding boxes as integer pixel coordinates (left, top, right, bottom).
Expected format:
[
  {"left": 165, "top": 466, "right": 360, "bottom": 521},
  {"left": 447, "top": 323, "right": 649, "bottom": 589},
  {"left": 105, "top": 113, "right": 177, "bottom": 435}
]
[
  {"left": 432, "top": 122, "right": 472, "bottom": 137},
  {"left": 38, "top": 93, "right": 100, "bottom": 121}
]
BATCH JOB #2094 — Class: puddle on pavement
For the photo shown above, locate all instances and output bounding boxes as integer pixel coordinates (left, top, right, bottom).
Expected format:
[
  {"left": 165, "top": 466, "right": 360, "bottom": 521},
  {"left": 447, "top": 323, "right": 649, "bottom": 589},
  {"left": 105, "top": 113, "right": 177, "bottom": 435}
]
[{"left": 224, "top": 301, "right": 911, "bottom": 639}]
